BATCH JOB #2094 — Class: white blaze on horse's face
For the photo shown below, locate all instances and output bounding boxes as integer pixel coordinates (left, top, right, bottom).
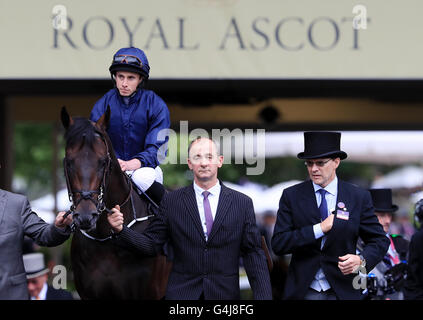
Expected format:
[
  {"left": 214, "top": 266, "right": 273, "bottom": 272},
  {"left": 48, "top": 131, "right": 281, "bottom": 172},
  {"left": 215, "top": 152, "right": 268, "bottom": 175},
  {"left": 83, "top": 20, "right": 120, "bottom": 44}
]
[{"left": 65, "top": 132, "right": 109, "bottom": 231}]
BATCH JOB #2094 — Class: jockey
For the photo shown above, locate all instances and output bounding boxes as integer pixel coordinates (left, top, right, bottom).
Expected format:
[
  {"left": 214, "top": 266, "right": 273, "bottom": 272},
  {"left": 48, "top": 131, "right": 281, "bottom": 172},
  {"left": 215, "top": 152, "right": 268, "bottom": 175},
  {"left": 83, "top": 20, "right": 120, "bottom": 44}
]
[{"left": 90, "top": 47, "right": 170, "bottom": 205}]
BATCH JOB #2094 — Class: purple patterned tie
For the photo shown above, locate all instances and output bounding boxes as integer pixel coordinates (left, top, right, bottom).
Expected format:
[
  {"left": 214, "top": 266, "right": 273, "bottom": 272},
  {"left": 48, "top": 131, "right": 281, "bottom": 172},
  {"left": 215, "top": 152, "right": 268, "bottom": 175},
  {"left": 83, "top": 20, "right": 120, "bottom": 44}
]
[{"left": 202, "top": 191, "right": 213, "bottom": 236}]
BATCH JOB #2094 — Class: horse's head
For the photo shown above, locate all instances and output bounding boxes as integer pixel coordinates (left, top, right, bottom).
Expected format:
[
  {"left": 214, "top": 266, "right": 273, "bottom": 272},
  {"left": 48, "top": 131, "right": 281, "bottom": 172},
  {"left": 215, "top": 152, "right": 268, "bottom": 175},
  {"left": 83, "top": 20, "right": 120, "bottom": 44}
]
[{"left": 61, "top": 106, "right": 112, "bottom": 231}]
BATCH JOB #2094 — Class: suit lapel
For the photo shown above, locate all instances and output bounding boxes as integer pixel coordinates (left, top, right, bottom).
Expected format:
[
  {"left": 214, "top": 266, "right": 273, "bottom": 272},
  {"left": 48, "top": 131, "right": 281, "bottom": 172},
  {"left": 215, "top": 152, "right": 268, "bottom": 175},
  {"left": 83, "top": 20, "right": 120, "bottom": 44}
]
[
  {"left": 323, "top": 179, "right": 352, "bottom": 250},
  {"left": 182, "top": 185, "right": 206, "bottom": 240},
  {"left": 0, "top": 190, "right": 7, "bottom": 227},
  {"left": 300, "top": 181, "right": 322, "bottom": 225},
  {"left": 298, "top": 181, "right": 324, "bottom": 250},
  {"left": 208, "top": 183, "right": 232, "bottom": 242}
]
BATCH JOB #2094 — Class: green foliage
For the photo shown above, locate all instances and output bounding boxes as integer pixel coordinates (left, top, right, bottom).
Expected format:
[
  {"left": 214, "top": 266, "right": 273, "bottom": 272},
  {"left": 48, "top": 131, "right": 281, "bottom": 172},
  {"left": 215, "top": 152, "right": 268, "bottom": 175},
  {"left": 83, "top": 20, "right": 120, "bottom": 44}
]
[
  {"left": 14, "top": 123, "right": 53, "bottom": 199},
  {"left": 162, "top": 163, "right": 192, "bottom": 189},
  {"left": 13, "top": 123, "right": 66, "bottom": 199}
]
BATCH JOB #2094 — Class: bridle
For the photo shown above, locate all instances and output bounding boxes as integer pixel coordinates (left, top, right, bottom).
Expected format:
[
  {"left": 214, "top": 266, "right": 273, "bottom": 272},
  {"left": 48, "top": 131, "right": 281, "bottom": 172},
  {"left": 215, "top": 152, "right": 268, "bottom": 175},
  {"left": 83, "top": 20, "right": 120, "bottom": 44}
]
[
  {"left": 63, "top": 159, "right": 111, "bottom": 219},
  {"left": 63, "top": 131, "right": 113, "bottom": 218},
  {"left": 63, "top": 129, "right": 153, "bottom": 241}
]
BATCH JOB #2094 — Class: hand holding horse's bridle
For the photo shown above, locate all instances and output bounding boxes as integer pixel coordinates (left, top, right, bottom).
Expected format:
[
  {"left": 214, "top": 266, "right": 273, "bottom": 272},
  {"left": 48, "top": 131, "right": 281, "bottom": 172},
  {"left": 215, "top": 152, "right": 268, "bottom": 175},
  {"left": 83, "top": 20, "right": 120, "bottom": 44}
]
[{"left": 63, "top": 130, "right": 153, "bottom": 241}]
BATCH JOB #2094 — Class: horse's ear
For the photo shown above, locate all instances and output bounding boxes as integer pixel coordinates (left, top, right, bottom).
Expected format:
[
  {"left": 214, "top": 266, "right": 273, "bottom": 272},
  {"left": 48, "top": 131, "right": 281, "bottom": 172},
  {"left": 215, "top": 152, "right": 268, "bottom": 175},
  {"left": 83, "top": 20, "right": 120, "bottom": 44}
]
[
  {"left": 61, "top": 106, "right": 74, "bottom": 130},
  {"left": 96, "top": 105, "right": 111, "bottom": 131}
]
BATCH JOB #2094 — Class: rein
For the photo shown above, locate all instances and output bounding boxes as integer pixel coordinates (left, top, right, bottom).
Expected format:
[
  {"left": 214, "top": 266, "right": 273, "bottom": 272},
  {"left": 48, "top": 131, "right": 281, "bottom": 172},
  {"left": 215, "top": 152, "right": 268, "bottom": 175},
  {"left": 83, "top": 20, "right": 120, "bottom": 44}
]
[{"left": 63, "top": 130, "right": 154, "bottom": 241}]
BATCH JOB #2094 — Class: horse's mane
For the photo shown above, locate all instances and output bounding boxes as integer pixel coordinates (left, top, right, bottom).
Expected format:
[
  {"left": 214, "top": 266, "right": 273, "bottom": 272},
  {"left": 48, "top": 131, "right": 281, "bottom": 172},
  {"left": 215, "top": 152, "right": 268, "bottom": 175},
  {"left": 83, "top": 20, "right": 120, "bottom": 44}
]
[
  {"left": 65, "top": 117, "right": 119, "bottom": 170},
  {"left": 65, "top": 117, "right": 102, "bottom": 148}
]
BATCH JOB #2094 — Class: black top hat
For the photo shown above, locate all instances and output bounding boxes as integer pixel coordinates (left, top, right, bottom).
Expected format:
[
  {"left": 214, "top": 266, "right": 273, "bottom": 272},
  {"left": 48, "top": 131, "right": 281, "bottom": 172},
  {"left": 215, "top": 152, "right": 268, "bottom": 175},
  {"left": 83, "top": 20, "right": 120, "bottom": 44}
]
[
  {"left": 369, "top": 188, "right": 398, "bottom": 213},
  {"left": 297, "top": 131, "right": 348, "bottom": 160}
]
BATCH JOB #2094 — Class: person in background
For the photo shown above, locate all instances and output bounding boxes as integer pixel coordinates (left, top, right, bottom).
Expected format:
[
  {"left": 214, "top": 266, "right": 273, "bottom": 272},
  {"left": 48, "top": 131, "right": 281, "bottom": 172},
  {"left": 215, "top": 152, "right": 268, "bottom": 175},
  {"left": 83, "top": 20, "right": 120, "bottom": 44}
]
[
  {"left": 389, "top": 210, "right": 415, "bottom": 241},
  {"left": 258, "top": 211, "right": 277, "bottom": 260},
  {"left": 258, "top": 211, "right": 289, "bottom": 300},
  {"left": 359, "top": 188, "right": 409, "bottom": 299},
  {"left": 23, "top": 252, "right": 73, "bottom": 300}
]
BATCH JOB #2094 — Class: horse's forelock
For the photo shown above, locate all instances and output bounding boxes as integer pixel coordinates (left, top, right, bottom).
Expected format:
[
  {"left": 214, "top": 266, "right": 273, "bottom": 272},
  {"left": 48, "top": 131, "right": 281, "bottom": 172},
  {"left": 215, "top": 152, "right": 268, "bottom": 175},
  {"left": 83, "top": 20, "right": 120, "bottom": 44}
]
[{"left": 65, "top": 117, "right": 99, "bottom": 149}]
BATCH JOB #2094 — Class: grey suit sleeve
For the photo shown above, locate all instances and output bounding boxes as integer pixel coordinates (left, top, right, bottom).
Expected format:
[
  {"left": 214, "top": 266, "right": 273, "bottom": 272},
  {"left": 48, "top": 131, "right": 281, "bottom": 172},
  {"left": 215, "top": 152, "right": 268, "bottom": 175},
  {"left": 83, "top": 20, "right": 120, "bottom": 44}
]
[
  {"left": 22, "top": 198, "right": 70, "bottom": 246},
  {"left": 241, "top": 197, "right": 272, "bottom": 300}
]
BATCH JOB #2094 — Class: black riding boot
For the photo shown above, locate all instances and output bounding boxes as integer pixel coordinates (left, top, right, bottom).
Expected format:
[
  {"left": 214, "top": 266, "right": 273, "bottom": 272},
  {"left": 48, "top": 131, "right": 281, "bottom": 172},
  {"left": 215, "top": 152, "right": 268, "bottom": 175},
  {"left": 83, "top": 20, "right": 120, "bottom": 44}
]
[{"left": 144, "top": 181, "right": 166, "bottom": 205}]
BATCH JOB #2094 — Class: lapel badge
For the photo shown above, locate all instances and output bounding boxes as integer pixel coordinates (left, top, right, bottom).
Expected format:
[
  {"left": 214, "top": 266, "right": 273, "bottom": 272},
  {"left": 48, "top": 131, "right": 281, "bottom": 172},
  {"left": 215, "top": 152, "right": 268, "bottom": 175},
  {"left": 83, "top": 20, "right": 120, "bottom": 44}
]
[
  {"left": 337, "top": 209, "right": 349, "bottom": 220},
  {"left": 337, "top": 202, "right": 345, "bottom": 209}
]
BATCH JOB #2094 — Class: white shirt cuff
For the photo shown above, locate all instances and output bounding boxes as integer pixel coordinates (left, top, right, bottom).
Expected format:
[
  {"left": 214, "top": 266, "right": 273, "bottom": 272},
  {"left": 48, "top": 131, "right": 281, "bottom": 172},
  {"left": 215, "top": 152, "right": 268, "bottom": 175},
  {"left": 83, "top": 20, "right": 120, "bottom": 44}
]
[{"left": 313, "top": 223, "right": 325, "bottom": 239}]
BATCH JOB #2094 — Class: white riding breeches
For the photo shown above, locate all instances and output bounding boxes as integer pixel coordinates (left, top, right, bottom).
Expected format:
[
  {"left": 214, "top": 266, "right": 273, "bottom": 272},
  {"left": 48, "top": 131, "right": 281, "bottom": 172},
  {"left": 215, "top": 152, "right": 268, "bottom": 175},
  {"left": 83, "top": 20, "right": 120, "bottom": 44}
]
[{"left": 126, "top": 166, "right": 163, "bottom": 192}]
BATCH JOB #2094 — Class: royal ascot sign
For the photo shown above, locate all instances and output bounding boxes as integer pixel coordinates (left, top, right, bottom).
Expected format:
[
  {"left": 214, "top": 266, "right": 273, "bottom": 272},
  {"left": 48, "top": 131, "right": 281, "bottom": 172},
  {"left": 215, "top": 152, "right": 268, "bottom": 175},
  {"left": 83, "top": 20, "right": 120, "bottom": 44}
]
[{"left": 1, "top": 0, "right": 422, "bottom": 79}]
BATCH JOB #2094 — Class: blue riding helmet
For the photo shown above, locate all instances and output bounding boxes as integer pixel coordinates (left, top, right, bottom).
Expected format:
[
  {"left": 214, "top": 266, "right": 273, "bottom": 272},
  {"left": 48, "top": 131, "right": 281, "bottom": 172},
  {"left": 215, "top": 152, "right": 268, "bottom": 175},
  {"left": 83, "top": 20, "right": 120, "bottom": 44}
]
[{"left": 109, "top": 47, "right": 150, "bottom": 79}]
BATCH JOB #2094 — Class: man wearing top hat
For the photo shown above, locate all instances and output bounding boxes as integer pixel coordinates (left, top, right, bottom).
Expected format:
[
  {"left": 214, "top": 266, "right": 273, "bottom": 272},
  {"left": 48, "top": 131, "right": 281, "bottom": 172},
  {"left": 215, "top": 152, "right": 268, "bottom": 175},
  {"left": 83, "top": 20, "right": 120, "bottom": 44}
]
[
  {"left": 23, "top": 253, "right": 73, "bottom": 300},
  {"left": 271, "top": 131, "right": 389, "bottom": 300},
  {"left": 369, "top": 189, "right": 409, "bottom": 263},
  {"left": 359, "top": 188, "right": 409, "bottom": 299}
]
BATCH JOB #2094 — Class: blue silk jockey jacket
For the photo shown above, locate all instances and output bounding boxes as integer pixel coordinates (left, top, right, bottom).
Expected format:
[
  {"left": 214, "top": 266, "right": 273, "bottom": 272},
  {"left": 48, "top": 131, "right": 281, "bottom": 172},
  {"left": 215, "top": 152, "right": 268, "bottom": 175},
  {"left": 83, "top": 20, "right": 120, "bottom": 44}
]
[{"left": 90, "top": 88, "right": 170, "bottom": 168}]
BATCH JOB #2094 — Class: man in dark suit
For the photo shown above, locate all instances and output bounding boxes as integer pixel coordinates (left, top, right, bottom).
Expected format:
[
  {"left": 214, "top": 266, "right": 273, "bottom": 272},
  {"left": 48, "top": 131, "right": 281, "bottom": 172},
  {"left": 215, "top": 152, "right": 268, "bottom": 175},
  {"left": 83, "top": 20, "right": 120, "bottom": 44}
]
[
  {"left": 23, "top": 253, "right": 73, "bottom": 300},
  {"left": 271, "top": 131, "right": 389, "bottom": 300},
  {"left": 108, "top": 137, "right": 272, "bottom": 300}
]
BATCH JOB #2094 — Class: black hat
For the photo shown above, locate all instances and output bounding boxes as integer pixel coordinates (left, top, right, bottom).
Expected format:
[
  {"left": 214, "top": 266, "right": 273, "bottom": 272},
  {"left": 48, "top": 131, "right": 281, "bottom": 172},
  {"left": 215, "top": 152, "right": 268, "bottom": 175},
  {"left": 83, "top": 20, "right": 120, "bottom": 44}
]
[
  {"left": 297, "top": 131, "right": 348, "bottom": 160},
  {"left": 369, "top": 188, "right": 398, "bottom": 213}
]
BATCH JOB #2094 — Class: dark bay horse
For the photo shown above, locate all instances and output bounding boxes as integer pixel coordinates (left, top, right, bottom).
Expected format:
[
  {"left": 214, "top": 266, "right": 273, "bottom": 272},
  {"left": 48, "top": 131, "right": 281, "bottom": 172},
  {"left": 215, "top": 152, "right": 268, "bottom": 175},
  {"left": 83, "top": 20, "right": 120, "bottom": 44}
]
[{"left": 61, "top": 106, "right": 171, "bottom": 299}]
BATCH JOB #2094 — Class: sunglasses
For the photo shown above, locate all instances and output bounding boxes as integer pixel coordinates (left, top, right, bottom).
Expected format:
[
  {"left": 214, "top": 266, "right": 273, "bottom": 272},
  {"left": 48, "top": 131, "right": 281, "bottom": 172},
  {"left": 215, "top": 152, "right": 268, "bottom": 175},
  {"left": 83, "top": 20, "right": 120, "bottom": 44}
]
[
  {"left": 304, "top": 159, "right": 332, "bottom": 167},
  {"left": 113, "top": 54, "right": 142, "bottom": 67}
]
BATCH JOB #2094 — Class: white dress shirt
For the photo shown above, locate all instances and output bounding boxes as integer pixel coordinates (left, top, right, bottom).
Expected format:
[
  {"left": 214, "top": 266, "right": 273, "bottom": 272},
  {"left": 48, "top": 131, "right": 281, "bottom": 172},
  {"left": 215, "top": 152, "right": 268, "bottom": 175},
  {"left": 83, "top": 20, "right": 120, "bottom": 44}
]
[
  {"left": 31, "top": 282, "right": 48, "bottom": 300},
  {"left": 193, "top": 181, "right": 221, "bottom": 241},
  {"left": 310, "top": 176, "right": 338, "bottom": 292}
]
